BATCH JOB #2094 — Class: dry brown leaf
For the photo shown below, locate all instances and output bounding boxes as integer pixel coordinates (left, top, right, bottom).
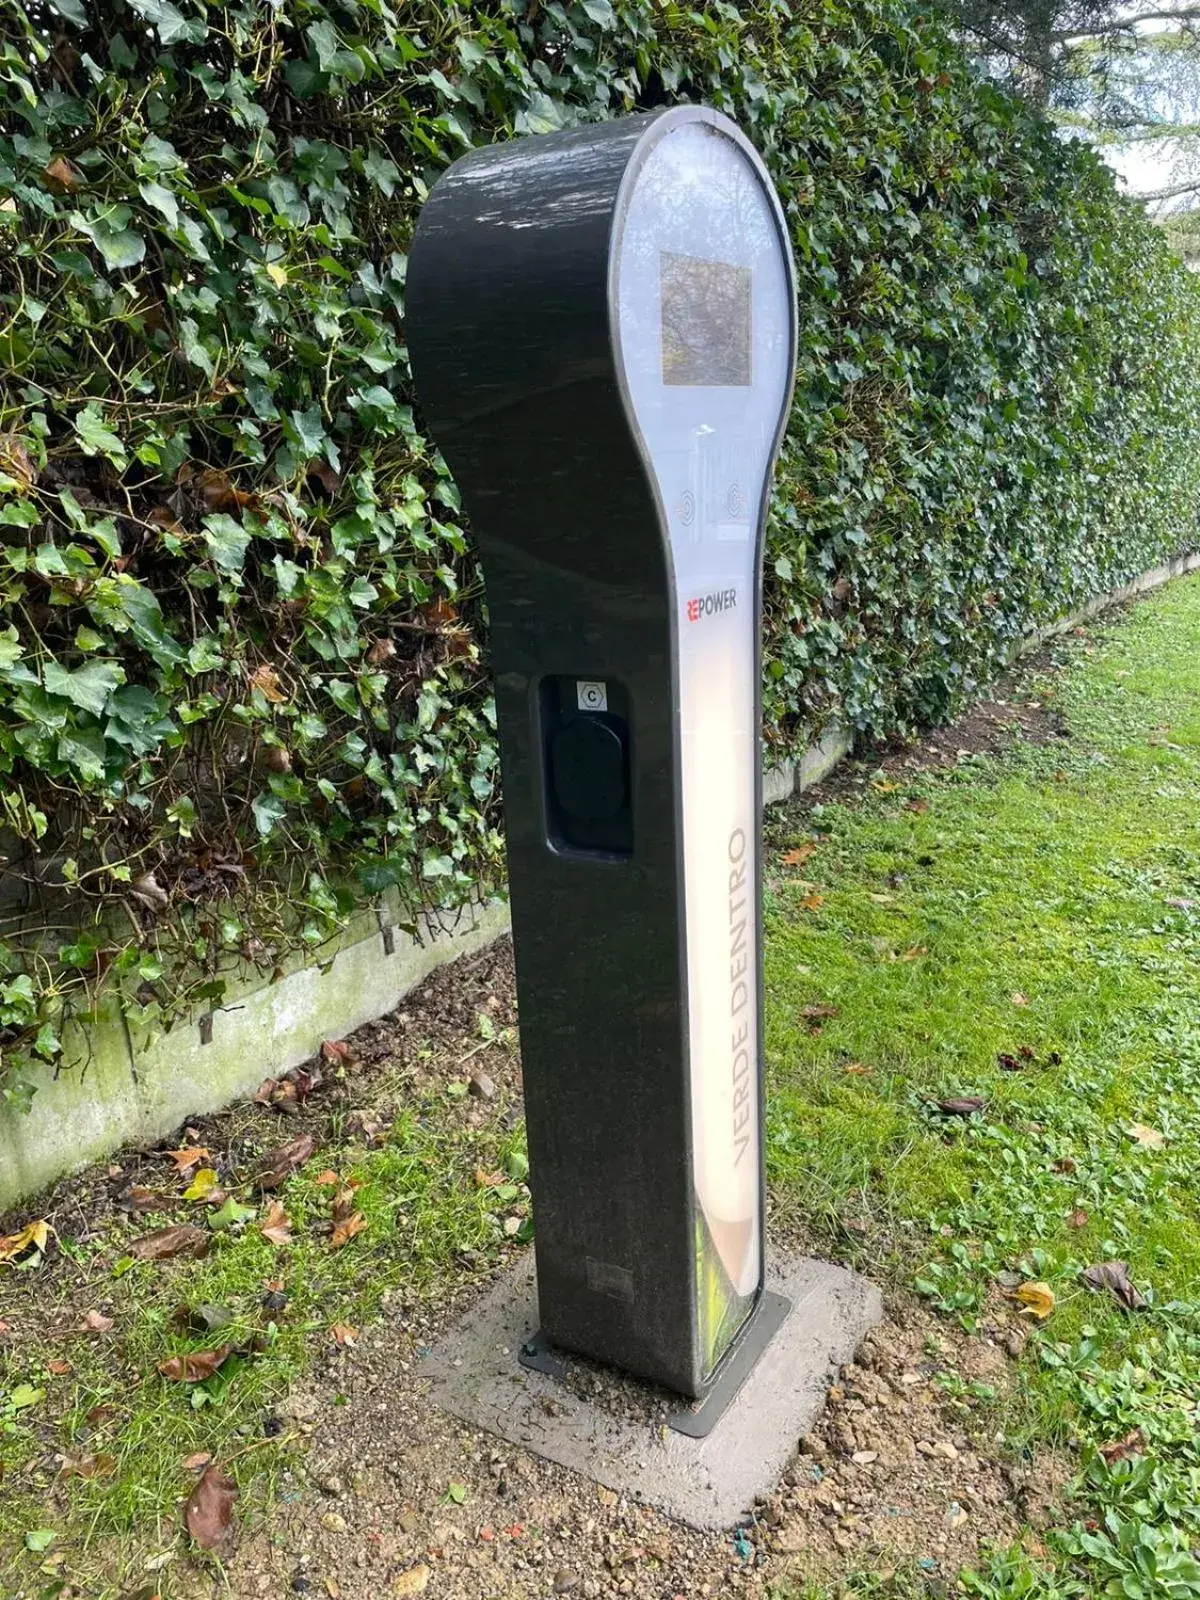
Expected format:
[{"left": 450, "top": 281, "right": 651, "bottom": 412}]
[
  {"left": 248, "top": 663, "right": 287, "bottom": 704},
  {"left": 1127, "top": 1123, "right": 1166, "bottom": 1149},
  {"left": 1081, "top": 1260, "right": 1147, "bottom": 1311},
  {"left": 842, "top": 1062, "right": 873, "bottom": 1076},
  {"left": 0, "top": 1218, "right": 55, "bottom": 1264},
  {"left": 128, "top": 1225, "right": 211, "bottom": 1263},
  {"left": 43, "top": 155, "right": 82, "bottom": 190},
  {"left": 800, "top": 1003, "right": 839, "bottom": 1023},
  {"left": 166, "top": 1146, "right": 210, "bottom": 1175},
  {"left": 1011, "top": 992, "right": 1029, "bottom": 1007},
  {"left": 474, "top": 1166, "right": 504, "bottom": 1187},
  {"left": 182, "top": 1451, "right": 213, "bottom": 1471},
  {"left": 799, "top": 892, "right": 824, "bottom": 912},
  {"left": 1099, "top": 1428, "right": 1147, "bottom": 1465},
  {"left": 158, "top": 1345, "right": 233, "bottom": 1383},
  {"left": 83, "top": 1309, "right": 115, "bottom": 1334},
  {"left": 184, "top": 1464, "right": 238, "bottom": 1549},
  {"left": 330, "top": 1322, "right": 358, "bottom": 1347},
  {"left": 320, "top": 1039, "right": 356, "bottom": 1067},
  {"left": 780, "top": 843, "right": 817, "bottom": 868},
  {"left": 314, "top": 1169, "right": 340, "bottom": 1187},
  {"left": 47, "top": 1359, "right": 73, "bottom": 1375},
  {"left": 58, "top": 1450, "right": 116, "bottom": 1480},
  {"left": 1012, "top": 1280, "right": 1056, "bottom": 1320},
  {"left": 260, "top": 1201, "right": 293, "bottom": 1248},
  {"left": 1068, "top": 1208, "right": 1089, "bottom": 1229},
  {"left": 254, "top": 1133, "right": 315, "bottom": 1191},
  {"left": 330, "top": 1212, "right": 367, "bottom": 1250},
  {"left": 934, "top": 1096, "right": 986, "bottom": 1119},
  {"left": 0, "top": 434, "right": 35, "bottom": 491}
]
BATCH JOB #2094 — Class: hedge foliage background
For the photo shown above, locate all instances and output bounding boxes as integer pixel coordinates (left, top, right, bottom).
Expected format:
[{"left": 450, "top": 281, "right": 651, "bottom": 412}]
[{"left": 2, "top": 0, "right": 1199, "bottom": 1105}]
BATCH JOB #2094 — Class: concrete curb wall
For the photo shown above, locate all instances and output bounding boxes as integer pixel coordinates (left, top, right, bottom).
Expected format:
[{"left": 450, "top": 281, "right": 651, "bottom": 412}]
[{"left": 3, "top": 551, "right": 1196, "bottom": 1211}]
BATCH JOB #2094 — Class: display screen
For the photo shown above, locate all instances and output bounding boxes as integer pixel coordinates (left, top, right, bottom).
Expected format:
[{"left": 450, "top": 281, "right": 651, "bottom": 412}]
[{"left": 660, "top": 253, "right": 752, "bottom": 387}]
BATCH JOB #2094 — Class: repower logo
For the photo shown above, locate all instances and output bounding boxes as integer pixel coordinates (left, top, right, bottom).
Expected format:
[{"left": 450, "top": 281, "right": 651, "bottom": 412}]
[{"left": 686, "top": 587, "right": 738, "bottom": 623}]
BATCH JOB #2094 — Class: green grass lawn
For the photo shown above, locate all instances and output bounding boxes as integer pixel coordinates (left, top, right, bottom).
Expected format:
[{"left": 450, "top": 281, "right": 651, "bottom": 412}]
[
  {"left": 765, "top": 574, "right": 1200, "bottom": 1597},
  {"left": 4, "top": 575, "right": 1200, "bottom": 1599}
]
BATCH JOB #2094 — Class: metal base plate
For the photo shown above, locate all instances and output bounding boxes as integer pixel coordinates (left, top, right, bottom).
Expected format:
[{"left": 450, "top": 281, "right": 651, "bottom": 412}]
[
  {"left": 517, "top": 1291, "right": 791, "bottom": 1438},
  {"left": 667, "top": 1290, "right": 791, "bottom": 1437},
  {"left": 424, "top": 1253, "right": 884, "bottom": 1529}
]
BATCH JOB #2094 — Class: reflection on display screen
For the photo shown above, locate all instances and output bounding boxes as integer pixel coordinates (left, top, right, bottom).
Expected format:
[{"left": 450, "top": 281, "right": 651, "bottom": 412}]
[{"left": 660, "top": 253, "right": 752, "bottom": 388}]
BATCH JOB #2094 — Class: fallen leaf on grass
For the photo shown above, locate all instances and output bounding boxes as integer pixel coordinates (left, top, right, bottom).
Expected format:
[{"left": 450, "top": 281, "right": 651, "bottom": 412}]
[
  {"left": 314, "top": 1170, "right": 340, "bottom": 1187},
  {"left": 320, "top": 1039, "right": 356, "bottom": 1067},
  {"left": 182, "top": 1168, "right": 222, "bottom": 1203},
  {"left": 174, "top": 1302, "right": 233, "bottom": 1335},
  {"left": 330, "top": 1212, "right": 367, "bottom": 1250},
  {"left": 1068, "top": 1209, "right": 1089, "bottom": 1229},
  {"left": 24, "top": 1529, "right": 55, "bottom": 1554},
  {"left": 780, "top": 843, "right": 816, "bottom": 868},
  {"left": 904, "top": 798, "right": 929, "bottom": 814},
  {"left": 1011, "top": 1281, "right": 1056, "bottom": 1320},
  {"left": 896, "top": 944, "right": 927, "bottom": 962},
  {"left": 842, "top": 1062, "right": 873, "bottom": 1076},
  {"left": 799, "top": 892, "right": 824, "bottom": 912},
  {"left": 182, "top": 1451, "right": 213, "bottom": 1471},
  {"left": 208, "top": 1196, "right": 256, "bottom": 1231},
  {"left": 800, "top": 1004, "right": 839, "bottom": 1025},
  {"left": 254, "top": 1133, "right": 316, "bottom": 1190},
  {"left": 260, "top": 1201, "right": 293, "bottom": 1247},
  {"left": 57, "top": 1451, "right": 115, "bottom": 1480},
  {"left": 934, "top": 1097, "right": 986, "bottom": 1119},
  {"left": 128, "top": 1225, "right": 210, "bottom": 1262},
  {"left": 1099, "top": 1428, "right": 1147, "bottom": 1465},
  {"left": 1126, "top": 1123, "right": 1166, "bottom": 1150},
  {"left": 1011, "top": 992, "right": 1029, "bottom": 1007},
  {"left": 184, "top": 1464, "right": 238, "bottom": 1549},
  {"left": 0, "top": 1219, "right": 55, "bottom": 1265},
  {"left": 166, "top": 1147, "right": 210, "bottom": 1175},
  {"left": 1082, "top": 1261, "right": 1147, "bottom": 1311},
  {"left": 392, "top": 1566, "right": 430, "bottom": 1596},
  {"left": 47, "top": 1359, "right": 73, "bottom": 1375},
  {"left": 474, "top": 1167, "right": 504, "bottom": 1188},
  {"left": 330, "top": 1323, "right": 358, "bottom": 1347},
  {"left": 158, "top": 1346, "right": 233, "bottom": 1383}
]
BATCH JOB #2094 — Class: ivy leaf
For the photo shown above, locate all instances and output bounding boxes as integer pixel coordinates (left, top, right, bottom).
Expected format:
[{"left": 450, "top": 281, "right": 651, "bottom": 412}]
[
  {"left": 251, "top": 792, "right": 287, "bottom": 837},
  {"left": 0, "top": 626, "right": 20, "bottom": 670},
  {"left": 580, "top": 0, "right": 616, "bottom": 22},
  {"left": 73, "top": 404, "right": 127, "bottom": 470},
  {"left": 70, "top": 205, "right": 145, "bottom": 270},
  {"left": 139, "top": 180, "right": 180, "bottom": 227},
  {"left": 43, "top": 659, "right": 124, "bottom": 716},
  {"left": 202, "top": 514, "right": 251, "bottom": 573},
  {"left": 288, "top": 406, "right": 327, "bottom": 460}
]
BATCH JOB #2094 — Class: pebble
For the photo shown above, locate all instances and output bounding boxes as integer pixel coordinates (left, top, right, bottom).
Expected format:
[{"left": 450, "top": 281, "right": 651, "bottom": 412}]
[
  {"left": 933, "top": 1442, "right": 958, "bottom": 1460},
  {"left": 851, "top": 1450, "right": 879, "bottom": 1465},
  {"left": 468, "top": 1072, "right": 496, "bottom": 1100},
  {"left": 553, "top": 1573, "right": 579, "bottom": 1594},
  {"left": 321, "top": 1512, "right": 348, "bottom": 1534}
]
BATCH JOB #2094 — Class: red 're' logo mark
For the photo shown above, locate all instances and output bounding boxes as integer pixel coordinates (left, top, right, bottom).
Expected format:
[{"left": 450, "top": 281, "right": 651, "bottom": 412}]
[{"left": 686, "top": 598, "right": 701, "bottom": 622}]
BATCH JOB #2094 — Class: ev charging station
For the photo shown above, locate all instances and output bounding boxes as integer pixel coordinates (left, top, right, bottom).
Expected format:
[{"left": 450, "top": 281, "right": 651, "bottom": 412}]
[{"left": 409, "top": 106, "right": 797, "bottom": 1423}]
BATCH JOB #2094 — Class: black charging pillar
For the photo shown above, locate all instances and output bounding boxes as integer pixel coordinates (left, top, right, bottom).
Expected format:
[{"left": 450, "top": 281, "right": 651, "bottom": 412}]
[{"left": 408, "top": 106, "right": 796, "bottom": 1410}]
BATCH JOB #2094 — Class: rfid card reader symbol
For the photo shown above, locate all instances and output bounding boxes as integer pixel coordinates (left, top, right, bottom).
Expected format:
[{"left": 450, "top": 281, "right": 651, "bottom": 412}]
[{"left": 576, "top": 680, "right": 608, "bottom": 712}]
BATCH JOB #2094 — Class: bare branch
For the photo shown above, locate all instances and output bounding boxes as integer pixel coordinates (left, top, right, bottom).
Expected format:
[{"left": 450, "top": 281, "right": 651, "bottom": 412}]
[{"left": 1052, "top": 8, "right": 1200, "bottom": 43}]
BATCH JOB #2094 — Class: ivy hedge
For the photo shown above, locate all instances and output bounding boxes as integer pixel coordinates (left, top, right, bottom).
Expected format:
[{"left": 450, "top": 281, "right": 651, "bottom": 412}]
[{"left": 1, "top": 0, "right": 1199, "bottom": 1105}]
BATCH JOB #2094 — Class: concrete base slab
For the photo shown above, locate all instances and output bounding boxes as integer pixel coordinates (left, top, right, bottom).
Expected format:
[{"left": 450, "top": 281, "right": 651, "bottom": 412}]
[{"left": 422, "top": 1252, "right": 883, "bottom": 1530}]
